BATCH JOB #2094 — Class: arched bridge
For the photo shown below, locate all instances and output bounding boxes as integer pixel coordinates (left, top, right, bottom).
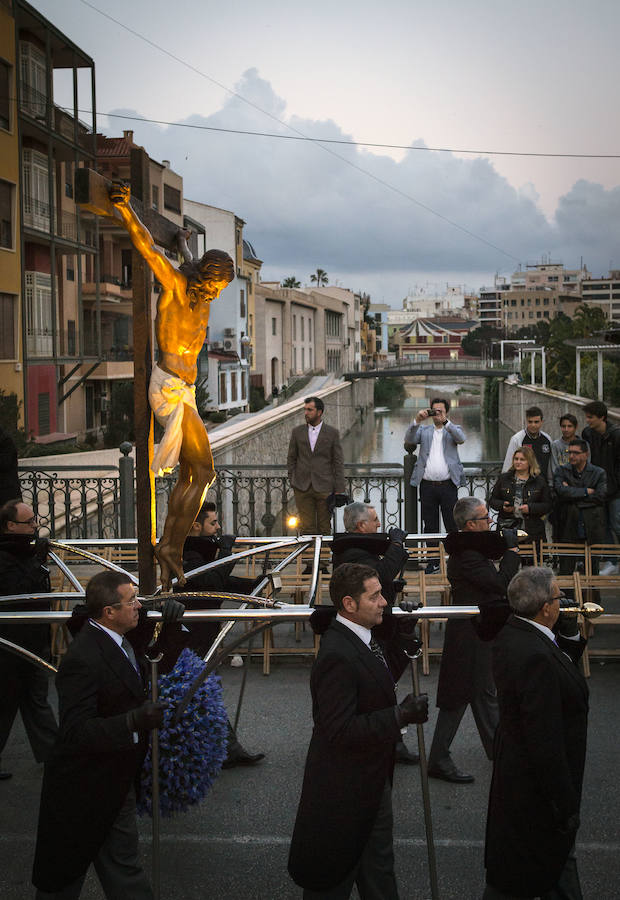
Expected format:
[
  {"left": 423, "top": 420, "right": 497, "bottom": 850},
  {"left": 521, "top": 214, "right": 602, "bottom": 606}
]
[{"left": 344, "top": 359, "right": 516, "bottom": 379}]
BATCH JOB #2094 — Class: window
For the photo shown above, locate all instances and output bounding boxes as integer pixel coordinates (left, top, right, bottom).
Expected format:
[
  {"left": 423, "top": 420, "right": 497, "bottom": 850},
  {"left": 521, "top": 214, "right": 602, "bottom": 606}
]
[
  {"left": 64, "top": 161, "right": 73, "bottom": 198},
  {"left": 301, "top": 317, "right": 305, "bottom": 341},
  {"left": 309, "top": 347, "right": 312, "bottom": 368},
  {"left": 272, "top": 317, "right": 277, "bottom": 336},
  {"left": 67, "top": 319, "right": 76, "bottom": 356},
  {"left": 293, "top": 346, "right": 297, "bottom": 370},
  {"left": 22, "top": 148, "right": 50, "bottom": 231},
  {"left": 24, "top": 271, "right": 53, "bottom": 356},
  {"left": 0, "top": 294, "right": 16, "bottom": 358},
  {"left": 293, "top": 315, "right": 296, "bottom": 340},
  {"left": 66, "top": 256, "right": 75, "bottom": 281},
  {"left": 231, "top": 371, "right": 237, "bottom": 401},
  {"left": 0, "top": 180, "right": 14, "bottom": 249},
  {"left": 325, "top": 311, "right": 341, "bottom": 337},
  {"left": 301, "top": 347, "right": 305, "bottom": 369},
  {"left": 0, "top": 60, "right": 11, "bottom": 130},
  {"left": 163, "top": 184, "right": 181, "bottom": 214},
  {"left": 20, "top": 42, "right": 47, "bottom": 119},
  {"left": 38, "top": 392, "right": 50, "bottom": 435},
  {"left": 308, "top": 318, "right": 312, "bottom": 341},
  {"left": 152, "top": 185, "right": 159, "bottom": 211},
  {"left": 219, "top": 371, "right": 227, "bottom": 404},
  {"left": 121, "top": 249, "right": 132, "bottom": 288},
  {"left": 240, "top": 289, "right": 245, "bottom": 318},
  {"left": 249, "top": 314, "right": 253, "bottom": 337}
]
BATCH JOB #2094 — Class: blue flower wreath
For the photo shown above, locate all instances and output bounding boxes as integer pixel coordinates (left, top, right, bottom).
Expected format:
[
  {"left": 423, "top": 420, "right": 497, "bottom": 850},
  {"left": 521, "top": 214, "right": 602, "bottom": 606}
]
[{"left": 137, "top": 648, "right": 228, "bottom": 817}]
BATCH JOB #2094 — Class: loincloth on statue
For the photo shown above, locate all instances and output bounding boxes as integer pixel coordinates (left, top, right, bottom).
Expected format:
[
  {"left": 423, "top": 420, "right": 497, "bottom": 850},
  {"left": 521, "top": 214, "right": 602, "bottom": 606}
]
[{"left": 148, "top": 364, "right": 198, "bottom": 476}]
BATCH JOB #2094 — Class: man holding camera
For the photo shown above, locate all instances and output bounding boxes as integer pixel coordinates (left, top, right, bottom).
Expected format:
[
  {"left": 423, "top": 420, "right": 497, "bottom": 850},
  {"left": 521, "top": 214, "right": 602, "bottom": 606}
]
[{"left": 404, "top": 398, "right": 465, "bottom": 572}]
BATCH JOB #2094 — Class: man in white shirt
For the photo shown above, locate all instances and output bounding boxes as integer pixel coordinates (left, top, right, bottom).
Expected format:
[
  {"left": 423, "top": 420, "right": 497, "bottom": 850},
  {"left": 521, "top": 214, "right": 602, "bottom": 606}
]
[{"left": 404, "top": 397, "right": 466, "bottom": 571}]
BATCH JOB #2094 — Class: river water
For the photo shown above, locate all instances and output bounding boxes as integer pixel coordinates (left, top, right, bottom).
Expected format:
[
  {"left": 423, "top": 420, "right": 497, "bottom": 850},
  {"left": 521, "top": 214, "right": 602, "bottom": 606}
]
[{"left": 341, "top": 380, "right": 501, "bottom": 468}]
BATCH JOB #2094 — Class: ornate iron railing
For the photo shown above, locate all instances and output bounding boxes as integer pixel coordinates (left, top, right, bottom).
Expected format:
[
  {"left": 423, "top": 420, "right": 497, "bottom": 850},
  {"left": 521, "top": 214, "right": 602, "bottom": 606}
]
[{"left": 19, "top": 460, "right": 504, "bottom": 539}]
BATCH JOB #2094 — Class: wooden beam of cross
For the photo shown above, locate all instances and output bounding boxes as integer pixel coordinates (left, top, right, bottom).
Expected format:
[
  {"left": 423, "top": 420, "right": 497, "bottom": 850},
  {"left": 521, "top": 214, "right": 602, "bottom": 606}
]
[{"left": 75, "top": 158, "right": 187, "bottom": 593}]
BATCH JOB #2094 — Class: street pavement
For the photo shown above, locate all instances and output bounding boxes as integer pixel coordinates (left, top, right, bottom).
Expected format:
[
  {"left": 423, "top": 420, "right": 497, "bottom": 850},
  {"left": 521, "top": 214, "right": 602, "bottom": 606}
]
[{"left": 1, "top": 622, "right": 619, "bottom": 900}]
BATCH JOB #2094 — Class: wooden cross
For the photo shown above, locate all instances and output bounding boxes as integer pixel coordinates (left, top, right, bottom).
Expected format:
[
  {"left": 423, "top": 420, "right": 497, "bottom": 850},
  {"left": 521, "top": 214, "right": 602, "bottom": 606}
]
[{"left": 75, "top": 152, "right": 187, "bottom": 593}]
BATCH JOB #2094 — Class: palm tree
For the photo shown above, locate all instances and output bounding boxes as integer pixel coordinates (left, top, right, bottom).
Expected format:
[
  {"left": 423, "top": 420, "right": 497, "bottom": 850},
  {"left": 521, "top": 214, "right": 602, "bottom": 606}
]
[
  {"left": 281, "top": 276, "right": 301, "bottom": 288},
  {"left": 310, "top": 268, "right": 328, "bottom": 286}
]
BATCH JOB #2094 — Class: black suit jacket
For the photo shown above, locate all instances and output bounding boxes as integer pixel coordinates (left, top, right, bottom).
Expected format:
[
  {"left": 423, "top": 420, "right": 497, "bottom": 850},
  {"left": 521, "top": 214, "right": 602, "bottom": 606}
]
[
  {"left": 288, "top": 619, "right": 404, "bottom": 891},
  {"left": 32, "top": 623, "right": 148, "bottom": 892},
  {"left": 485, "top": 616, "right": 589, "bottom": 896},
  {"left": 438, "top": 542, "right": 519, "bottom": 709}
]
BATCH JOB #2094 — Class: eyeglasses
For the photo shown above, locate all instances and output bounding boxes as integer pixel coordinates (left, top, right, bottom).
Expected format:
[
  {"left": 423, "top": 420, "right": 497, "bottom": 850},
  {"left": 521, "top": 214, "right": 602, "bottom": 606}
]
[
  {"left": 468, "top": 514, "right": 492, "bottom": 522},
  {"left": 11, "top": 515, "right": 37, "bottom": 525},
  {"left": 549, "top": 592, "right": 566, "bottom": 603},
  {"left": 110, "top": 598, "right": 140, "bottom": 609}
]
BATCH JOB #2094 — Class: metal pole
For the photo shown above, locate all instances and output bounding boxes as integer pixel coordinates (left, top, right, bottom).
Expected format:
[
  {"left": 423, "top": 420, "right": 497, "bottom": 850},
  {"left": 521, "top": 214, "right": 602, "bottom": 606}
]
[
  {"left": 119, "top": 441, "right": 135, "bottom": 538},
  {"left": 597, "top": 351, "right": 603, "bottom": 400},
  {"left": 403, "top": 450, "right": 418, "bottom": 533},
  {"left": 576, "top": 350, "right": 581, "bottom": 396},
  {"left": 409, "top": 647, "right": 440, "bottom": 900},
  {"left": 148, "top": 652, "right": 163, "bottom": 900}
]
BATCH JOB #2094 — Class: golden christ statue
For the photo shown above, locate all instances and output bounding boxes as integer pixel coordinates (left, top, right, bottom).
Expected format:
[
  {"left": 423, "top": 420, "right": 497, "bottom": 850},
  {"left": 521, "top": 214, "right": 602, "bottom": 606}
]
[{"left": 110, "top": 184, "right": 234, "bottom": 590}]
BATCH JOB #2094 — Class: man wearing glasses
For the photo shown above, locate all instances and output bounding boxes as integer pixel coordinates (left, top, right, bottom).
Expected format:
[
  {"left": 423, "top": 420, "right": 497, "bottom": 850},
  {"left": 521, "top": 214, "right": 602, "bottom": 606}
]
[
  {"left": 33, "top": 570, "right": 166, "bottom": 899},
  {"left": 553, "top": 439, "right": 607, "bottom": 576},
  {"left": 426, "top": 496, "right": 519, "bottom": 784},
  {"left": 0, "top": 499, "right": 58, "bottom": 781},
  {"left": 484, "top": 567, "right": 588, "bottom": 899}
]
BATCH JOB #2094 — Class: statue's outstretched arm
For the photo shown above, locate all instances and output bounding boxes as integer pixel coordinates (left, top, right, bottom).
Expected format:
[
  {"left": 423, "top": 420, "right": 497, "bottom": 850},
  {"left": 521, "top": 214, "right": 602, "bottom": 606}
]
[{"left": 109, "top": 183, "right": 177, "bottom": 289}]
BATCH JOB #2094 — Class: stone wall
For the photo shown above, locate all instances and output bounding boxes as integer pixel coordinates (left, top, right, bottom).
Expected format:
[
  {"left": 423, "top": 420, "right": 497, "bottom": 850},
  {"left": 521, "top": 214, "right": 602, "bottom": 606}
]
[{"left": 499, "top": 382, "right": 620, "bottom": 433}]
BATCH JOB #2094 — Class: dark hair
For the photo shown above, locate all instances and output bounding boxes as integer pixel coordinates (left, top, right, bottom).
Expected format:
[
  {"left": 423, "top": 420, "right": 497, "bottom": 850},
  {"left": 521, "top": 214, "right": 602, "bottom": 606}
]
[
  {"left": 179, "top": 249, "right": 234, "bottom": 301},
  {"left": 559, "top": 413, "right": 578, "bottom": 428},
  {"left": 525, "top": 406, "right": 543, "bottom": 419},
  {"left": 430, "top": 397, "right": 450, "bottom": 413},
  {"left": 569, "top": 438, "right": 589, "bottom": 454},
  {"left": 0, "top": 498, "right": 26, "bottom": 533},
  {"left": 304, "top": 396, "right": 324, "bottom": 413},
  {"left": 195, "top": 501, "right": 217, "bottom": 527},
  {"left": 329, "top": 563, "right": 378, "bottom": 611},
  {"left": 583, "top": 400, "right": 607, "bottom": 421},
  {"left": 507, "top": 567, "right": 556, "bottom": 618},
  {"left": 85, "top": 570, "right": 133, "bottom": 620}
]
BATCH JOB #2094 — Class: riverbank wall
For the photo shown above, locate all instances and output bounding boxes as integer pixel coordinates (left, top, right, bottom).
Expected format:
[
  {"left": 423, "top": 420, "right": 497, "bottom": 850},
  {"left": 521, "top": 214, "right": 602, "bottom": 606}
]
[{"left": 499, "top": 381, "right": 620, "bottom": 432}]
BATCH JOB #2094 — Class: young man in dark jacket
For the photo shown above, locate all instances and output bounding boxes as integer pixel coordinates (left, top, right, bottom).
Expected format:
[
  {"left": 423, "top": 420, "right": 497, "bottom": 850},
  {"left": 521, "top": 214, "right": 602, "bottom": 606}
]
[{"left": 582, "top": 400, "right": 620, "bottom": 574}]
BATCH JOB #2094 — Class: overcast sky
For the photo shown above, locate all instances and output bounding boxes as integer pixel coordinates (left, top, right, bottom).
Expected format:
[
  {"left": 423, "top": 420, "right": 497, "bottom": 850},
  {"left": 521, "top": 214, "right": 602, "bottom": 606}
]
[{"left": 30, "top": 0, "right": 620, "bottom": 304}]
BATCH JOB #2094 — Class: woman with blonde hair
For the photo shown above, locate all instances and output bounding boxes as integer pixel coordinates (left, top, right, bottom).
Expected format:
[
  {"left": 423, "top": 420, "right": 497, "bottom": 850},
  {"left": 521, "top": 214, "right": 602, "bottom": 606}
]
[{"left": 489, "top": 446, "right": 551, "bottom": 542}]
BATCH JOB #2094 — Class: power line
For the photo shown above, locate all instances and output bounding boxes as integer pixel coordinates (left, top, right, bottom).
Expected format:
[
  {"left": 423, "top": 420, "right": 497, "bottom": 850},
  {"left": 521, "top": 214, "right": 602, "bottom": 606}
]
[
  {"left": 78, "top": 0, "right": 522, "bottom": 262},
  {"left": 69, "top": 106, "right": 620, "bottom": 161}
]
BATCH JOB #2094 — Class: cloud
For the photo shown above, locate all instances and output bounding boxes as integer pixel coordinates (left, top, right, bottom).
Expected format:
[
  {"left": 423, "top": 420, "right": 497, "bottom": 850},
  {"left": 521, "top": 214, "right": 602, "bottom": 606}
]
[{"left": 107, "top": 69, "right": 620, "bottom": 295}]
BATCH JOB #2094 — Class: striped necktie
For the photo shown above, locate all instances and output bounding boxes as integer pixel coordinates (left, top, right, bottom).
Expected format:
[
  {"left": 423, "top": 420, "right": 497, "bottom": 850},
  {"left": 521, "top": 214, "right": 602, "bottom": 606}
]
[{"left": 369, "top": 637, "right": 387, "bottom": 668}]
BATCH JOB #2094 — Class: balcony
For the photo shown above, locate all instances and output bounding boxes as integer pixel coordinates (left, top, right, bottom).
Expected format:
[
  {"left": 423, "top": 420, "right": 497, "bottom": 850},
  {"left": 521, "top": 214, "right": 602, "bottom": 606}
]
[
  {"left": 23, "top": 197, "right": 50, "bottom": 233},
  {"left": 58, "top": 212, "right": 97, "bottom": 248},
  {"left": 27, "top": 328, "right": 53, "bottom": 358},
  {"left": 82, "top": 280, "right": 132, "bottom": 305},
  {"left": 20, "top": 83, "right": 47, "bottom": 121}
]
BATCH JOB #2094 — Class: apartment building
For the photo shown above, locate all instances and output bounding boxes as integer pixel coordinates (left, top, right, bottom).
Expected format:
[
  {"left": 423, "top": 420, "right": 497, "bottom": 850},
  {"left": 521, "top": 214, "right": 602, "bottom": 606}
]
[
  {"left": 581, "top": 271, "right": 620, "bottom": 322},
  {"left": 0, "top": 0, "right": 99, "bottom": 439},
  {"left": 253, "top": 283, "right": 362, "bottom": 399}
]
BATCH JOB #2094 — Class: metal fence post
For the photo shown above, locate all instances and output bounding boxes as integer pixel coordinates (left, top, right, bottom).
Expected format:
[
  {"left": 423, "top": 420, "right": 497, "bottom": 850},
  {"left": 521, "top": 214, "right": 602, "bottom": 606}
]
[
  {"left": 403, "top": 446, "right": 418, "bottom": 533},
  {"left": 119, "top": 441, "right": 135, "bottom": 538}
]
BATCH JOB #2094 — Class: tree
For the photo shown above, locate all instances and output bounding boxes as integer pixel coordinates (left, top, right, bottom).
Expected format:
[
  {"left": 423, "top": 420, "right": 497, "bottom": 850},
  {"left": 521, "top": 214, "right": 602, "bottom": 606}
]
[
  {"left": 461, "top": 325, "right": 503, "bottom": 357},
  {"left": 310, "top": 268, "right": 328, "bottom": 287},
  {"left": 281, "top": 276, "right": 301, "bottom": 288}
]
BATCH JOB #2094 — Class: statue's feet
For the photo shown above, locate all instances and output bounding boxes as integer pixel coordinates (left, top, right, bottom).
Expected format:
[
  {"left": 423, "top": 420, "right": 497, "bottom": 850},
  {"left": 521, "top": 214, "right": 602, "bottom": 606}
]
[{"left": 155, "top": 541, "right": 185, "bottom": 592}]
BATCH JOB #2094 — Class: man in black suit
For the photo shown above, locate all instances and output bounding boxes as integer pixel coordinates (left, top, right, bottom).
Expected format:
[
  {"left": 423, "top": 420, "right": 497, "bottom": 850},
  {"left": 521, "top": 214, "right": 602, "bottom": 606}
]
[
  {"left": 426, "top": 496, "right": 520, "bottom": 784},
  {"left": 332, "top": 502, "right": 418, "bottom": 765},
  {"left": 484, "top": 567, "right": 588, "bottom": 900},
  {"left": 32, "top": 571, "right": 166, "bottom": 899},
  {"left": 287, "top": 396, "right": 345, "bottom": 534},
  {"left": 288, "top": 563, "right": 428, "bottom": 899}
]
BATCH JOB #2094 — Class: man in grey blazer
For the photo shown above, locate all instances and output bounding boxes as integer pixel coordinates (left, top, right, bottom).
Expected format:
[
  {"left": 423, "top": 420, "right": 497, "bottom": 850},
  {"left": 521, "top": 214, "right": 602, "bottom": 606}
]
[
  {"left": 404, "top": 397, "right": 465, "bottom": 570},
  {"left": 287, "top": 396, "right": 346, "bottom": 534}
]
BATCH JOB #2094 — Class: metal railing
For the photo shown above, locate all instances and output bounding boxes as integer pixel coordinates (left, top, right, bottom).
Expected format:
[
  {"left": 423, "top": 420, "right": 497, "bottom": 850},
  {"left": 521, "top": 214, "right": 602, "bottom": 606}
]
[{"left": 19, "top": 458, "right": 503, "bottom": 540}]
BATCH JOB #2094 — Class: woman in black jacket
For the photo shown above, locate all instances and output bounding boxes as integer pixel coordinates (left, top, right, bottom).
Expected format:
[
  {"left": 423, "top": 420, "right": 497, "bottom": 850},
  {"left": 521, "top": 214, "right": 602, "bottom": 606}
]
[{"left": 489, "top": 446, "right": 552, "bottom": 543}]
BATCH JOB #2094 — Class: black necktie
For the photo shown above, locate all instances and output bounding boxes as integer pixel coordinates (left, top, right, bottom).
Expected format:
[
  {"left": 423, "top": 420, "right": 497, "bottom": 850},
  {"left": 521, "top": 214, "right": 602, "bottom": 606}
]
[
  {"left": 121, "top": 636, "right": 140, "bottom": 676},
  {"left": 369, "top": 637, "right": 387, "bottom": 668}
]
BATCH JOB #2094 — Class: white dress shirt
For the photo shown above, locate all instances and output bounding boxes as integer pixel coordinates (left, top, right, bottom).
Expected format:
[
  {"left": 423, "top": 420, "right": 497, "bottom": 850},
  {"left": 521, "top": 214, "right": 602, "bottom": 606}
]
[
  {"left": 308, "top": 421, "right": 323, "bottom": 452},
  {"left": 336, "top": 612, "right": 371, "bottom": 646},
  {"left": 423, "top": 425, "right": 450, "bottom": 481}
]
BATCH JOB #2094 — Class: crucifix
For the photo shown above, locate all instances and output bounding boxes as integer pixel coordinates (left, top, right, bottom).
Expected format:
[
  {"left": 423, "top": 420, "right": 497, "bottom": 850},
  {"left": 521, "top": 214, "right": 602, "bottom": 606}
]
[{"left": 76, "top": 152, "right": 234, "bottom": 593}]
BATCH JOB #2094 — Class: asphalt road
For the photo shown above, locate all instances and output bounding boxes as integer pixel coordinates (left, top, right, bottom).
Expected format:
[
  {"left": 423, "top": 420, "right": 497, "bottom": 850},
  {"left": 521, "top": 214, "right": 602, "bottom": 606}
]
[{"left": 1, "top": 624, "right": 619, "bottom": 900}]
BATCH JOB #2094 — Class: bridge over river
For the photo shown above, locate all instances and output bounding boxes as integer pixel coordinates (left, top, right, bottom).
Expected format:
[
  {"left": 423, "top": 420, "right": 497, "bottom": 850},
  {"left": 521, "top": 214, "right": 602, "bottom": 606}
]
[{"left": 344, "top": 359, "right": 516, "bottom": 379}]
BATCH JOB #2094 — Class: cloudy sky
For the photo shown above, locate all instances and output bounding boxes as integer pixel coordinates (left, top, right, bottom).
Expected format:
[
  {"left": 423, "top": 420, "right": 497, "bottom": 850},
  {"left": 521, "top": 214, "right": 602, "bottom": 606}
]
[{"left": 31, "top": 0, "right": 620, "bottom": 303}]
